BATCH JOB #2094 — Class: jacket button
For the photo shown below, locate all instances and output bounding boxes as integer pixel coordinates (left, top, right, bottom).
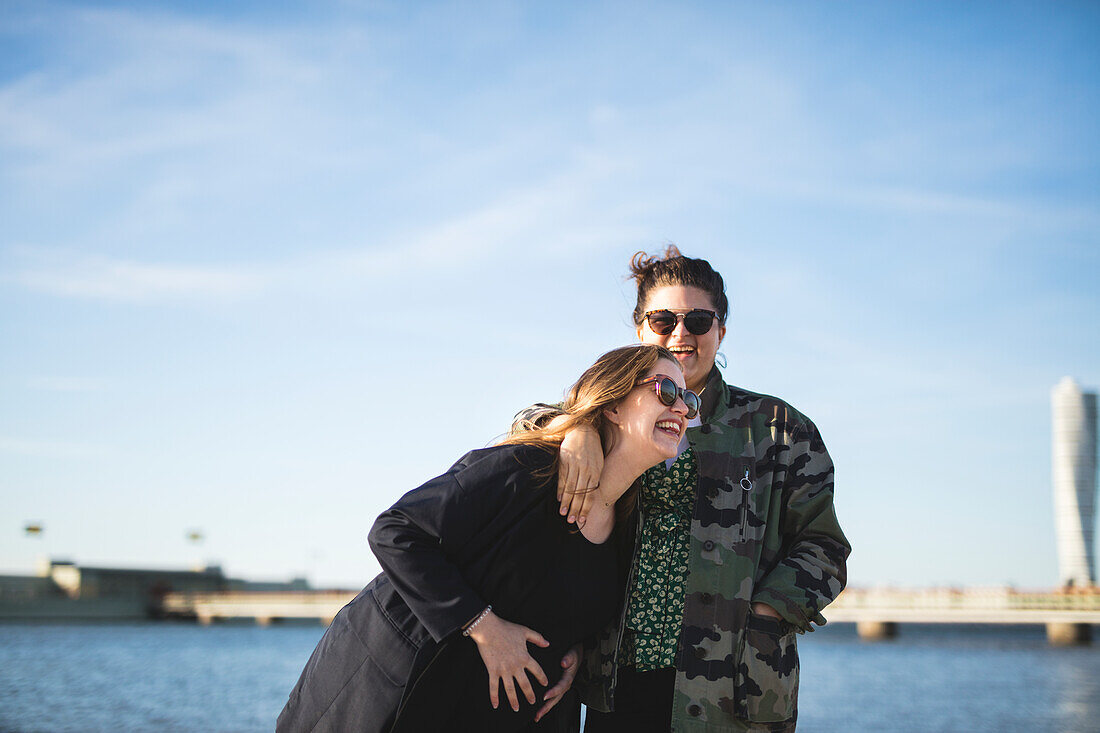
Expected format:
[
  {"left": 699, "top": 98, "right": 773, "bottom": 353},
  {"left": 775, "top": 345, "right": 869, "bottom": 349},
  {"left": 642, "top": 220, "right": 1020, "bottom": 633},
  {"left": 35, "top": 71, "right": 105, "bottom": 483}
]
[
  {"left": 700, "top": 593, "right": 713, "bottom": 604},
  {"left": 688, "top": 704, "right": 702, "bottom": 717},
  {"left": 694, "top": 646, "right": 706, "bottom": 659},
  {"left": 703, "top": 540, "right": 715, "bottom": 552}
]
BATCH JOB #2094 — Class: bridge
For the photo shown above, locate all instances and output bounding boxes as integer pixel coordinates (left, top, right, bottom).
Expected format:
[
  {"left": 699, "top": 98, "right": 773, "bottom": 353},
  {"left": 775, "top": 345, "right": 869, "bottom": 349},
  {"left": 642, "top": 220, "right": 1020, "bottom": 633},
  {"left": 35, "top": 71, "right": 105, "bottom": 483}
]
[
  {"left": 159, "top": 590, "right": 356, "bottom": 626},
  {"left": 160, "top": 586, "right": 1100, "bottom": 645},
  {"left": 825, "top": 587, "right": 1100, "bottom": 644}
]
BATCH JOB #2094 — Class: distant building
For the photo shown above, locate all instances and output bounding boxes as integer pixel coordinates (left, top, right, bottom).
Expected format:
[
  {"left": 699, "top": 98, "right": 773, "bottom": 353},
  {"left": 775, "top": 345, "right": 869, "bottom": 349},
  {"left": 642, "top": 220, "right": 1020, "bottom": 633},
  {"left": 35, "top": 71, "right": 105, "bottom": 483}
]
[
  {"left": 44, "top": 559, "right": 228, "bottom": 600},
  {"left": 0, "top": 559, "right": 311, "bottom": 620},
  {"left": 0, "top": 573, "right": 65, "bottom": 603},
  {"left": 1052, "top": 377, "right": 1099, "bottom": 587}
]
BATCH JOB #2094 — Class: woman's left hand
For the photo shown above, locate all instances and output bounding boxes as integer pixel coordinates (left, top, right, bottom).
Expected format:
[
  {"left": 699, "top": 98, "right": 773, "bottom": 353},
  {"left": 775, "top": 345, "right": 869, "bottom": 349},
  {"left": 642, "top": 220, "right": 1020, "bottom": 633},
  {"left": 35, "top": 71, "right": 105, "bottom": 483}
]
[{"left": 533, "top": 643, "right": 582, "bottom": 723}]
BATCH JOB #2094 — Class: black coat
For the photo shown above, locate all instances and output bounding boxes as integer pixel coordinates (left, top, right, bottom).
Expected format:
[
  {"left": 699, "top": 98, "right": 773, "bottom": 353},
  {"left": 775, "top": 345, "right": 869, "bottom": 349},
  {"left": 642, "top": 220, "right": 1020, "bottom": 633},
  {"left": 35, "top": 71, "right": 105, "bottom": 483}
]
[{"left": 277, "top": 444, "right": 614, "bottom": 733}]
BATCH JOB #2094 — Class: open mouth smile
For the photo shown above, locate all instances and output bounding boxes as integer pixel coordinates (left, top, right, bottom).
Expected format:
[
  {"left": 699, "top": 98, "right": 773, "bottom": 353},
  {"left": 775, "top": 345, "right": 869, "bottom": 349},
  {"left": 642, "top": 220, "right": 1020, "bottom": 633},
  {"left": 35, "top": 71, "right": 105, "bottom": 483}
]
[{"left": 656, "top": 420, "right": 682, "bottom": 437}]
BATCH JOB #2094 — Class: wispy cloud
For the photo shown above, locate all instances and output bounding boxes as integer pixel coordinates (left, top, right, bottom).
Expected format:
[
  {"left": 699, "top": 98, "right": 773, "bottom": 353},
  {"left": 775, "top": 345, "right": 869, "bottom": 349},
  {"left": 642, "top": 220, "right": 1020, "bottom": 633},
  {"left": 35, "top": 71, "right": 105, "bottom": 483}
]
[
  {"left": 741, "top": 178, "right": 1100, "bottom": 227},
  {"left": 0, "top": 4, "right": 327, "bottom": 188},
  {"left": 5, "top": 154, "right": 644, "bottom": 304},
  {"left": 5, "top": 245, "right": 268, "bottom": 302},
  {"left": 333, "top": 162, "right": 644, "bottom": 270}
]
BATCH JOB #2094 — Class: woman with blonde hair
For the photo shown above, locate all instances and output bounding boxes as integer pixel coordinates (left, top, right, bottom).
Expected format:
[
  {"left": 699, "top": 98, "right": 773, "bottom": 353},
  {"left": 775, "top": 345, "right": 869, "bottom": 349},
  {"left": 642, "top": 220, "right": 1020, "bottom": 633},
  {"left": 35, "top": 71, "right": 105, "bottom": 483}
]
[{"left": 277, "top": 344, "right": 699, "bottom": 733}]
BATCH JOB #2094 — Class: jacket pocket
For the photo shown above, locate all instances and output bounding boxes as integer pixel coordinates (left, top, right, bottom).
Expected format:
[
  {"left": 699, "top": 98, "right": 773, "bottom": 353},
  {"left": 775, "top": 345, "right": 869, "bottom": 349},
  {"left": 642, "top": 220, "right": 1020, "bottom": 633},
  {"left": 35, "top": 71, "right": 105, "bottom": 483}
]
[
  {"left": 336, "top": 578, "right": 422, "bottom": 687},
  {"left": 736, "top": 612, "right": 799, "bottom": 723}
]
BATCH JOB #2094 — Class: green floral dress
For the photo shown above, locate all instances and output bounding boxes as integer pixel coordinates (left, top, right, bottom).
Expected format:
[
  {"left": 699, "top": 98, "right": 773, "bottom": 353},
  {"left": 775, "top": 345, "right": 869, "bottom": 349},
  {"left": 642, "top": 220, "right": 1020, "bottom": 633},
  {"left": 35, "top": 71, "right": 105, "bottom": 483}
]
[{"left": 618, "top": 447, "right": 696, "bottom": 671}]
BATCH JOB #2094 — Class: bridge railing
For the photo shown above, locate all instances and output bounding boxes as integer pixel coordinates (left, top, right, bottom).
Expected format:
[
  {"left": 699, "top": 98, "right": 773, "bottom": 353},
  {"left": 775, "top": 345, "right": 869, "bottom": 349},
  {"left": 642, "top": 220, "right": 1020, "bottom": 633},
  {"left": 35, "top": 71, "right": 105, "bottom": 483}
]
[
  {"left": 829, "top": 587, "right": 1100, "bottom": 612},
  {"left": 159, "top": 590, "right": 357, "bottom": 623}
]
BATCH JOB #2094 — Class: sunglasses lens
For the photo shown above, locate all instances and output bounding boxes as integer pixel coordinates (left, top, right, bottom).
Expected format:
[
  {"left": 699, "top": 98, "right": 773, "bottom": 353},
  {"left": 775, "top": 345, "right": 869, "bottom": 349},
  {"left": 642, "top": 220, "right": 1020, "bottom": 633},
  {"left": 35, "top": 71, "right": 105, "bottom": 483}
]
[
  {"left": 657, "top": 377, "right": 678, "bottom": 406},
  {"left": 647, "top": 311, "right": 677, "bottom": 335},
  {"left": 645, "top": 377, "right": 700, "bottom": 419},
  {"left": 683, "top": 311, "right": 714, "bottom": 335},
  {"left": 683, "top": 390, "right": 700, "bottom": 419}
]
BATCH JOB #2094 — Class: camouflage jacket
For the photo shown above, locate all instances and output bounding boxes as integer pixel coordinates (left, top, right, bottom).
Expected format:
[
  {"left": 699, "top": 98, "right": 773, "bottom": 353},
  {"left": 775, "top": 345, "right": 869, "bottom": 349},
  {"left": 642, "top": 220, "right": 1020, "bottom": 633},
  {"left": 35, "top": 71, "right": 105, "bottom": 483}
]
[{"left": 515, "top": 366, "right": 850, "bottom": 732}]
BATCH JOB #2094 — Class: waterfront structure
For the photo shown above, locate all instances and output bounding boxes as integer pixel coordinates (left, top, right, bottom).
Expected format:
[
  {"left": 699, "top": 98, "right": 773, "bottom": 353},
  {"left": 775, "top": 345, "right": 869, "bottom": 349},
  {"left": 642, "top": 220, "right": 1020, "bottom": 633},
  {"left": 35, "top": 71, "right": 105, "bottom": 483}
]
[
  {"left": 0, "top": 559, "right": 310, "bottom": 620},
  {"left": 1051, "top": 377, "right": 1098, "bottom": 588},
  {"left": 160, "top": 589, "right": 356, "bottom": 626},
  {"left": 827, "top": 586, "right": 1100, "bottom": 645},
  {"left": 46, "top": 559, "right": 227, "bottom": 600}
]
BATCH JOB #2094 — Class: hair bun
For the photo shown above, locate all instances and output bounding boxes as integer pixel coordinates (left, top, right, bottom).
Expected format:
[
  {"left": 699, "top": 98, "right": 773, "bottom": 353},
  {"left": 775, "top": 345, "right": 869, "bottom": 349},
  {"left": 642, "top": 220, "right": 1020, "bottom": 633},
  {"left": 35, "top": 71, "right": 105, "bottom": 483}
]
[
  {"left": 628, "top": 244, "right": 727, "bottom": 326},
  {"left": 629, "top": 245, "right": 683, "bottom": 284}
]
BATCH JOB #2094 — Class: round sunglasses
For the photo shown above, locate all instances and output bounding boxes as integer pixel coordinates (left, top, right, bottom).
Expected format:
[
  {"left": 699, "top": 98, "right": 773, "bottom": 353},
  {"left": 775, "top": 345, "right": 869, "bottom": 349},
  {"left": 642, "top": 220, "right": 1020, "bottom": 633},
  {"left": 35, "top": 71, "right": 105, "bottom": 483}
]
[
  {"left": 642, "top": 309, "right": 718, "bottom": 336},
  {"left": 635, "top": 375, "right": 700, "bottom": 419}
]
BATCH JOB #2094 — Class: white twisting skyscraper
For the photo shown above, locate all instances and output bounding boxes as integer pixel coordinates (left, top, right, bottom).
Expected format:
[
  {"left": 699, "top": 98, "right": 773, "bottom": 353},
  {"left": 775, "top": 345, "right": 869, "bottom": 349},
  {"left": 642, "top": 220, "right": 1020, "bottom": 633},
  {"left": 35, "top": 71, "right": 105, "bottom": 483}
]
[{"left": 1051, "top": 377, "right": 1098, "bottom": 587}]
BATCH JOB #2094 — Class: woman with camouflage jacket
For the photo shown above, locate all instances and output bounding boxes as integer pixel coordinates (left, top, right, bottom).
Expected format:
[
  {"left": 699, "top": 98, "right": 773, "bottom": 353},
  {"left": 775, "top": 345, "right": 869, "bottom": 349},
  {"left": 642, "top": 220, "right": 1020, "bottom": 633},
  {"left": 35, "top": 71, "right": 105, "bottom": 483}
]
[{"left": 516, "top": 247, "right": 850, "bottom": 732}]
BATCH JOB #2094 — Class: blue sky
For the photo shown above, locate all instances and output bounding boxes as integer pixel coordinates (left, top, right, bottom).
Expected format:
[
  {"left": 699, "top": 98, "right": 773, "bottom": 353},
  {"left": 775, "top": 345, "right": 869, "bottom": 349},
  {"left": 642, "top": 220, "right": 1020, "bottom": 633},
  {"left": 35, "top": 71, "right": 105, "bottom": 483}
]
[{"left": 1, "top": 0, "right": 1098, "bottom": 589}]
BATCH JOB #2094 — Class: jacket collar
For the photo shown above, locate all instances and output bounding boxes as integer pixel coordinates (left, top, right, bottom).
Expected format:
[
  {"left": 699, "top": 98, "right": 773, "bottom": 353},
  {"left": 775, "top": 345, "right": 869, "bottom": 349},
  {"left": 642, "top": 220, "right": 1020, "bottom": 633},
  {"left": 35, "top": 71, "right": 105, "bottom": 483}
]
[{"left": 698, "top": 365, "right": 728, "bottom": 424}]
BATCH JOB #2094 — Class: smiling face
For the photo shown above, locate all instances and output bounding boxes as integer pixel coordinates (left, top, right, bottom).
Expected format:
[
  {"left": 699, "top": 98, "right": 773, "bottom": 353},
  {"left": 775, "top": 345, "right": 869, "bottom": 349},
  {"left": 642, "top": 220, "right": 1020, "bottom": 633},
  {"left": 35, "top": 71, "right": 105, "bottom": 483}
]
[
  {"left": 636, "top": 285, "right": 726, "bottom": 394},
  {"left": 604, "top": 357, "right": 690, "bottom": 466}
]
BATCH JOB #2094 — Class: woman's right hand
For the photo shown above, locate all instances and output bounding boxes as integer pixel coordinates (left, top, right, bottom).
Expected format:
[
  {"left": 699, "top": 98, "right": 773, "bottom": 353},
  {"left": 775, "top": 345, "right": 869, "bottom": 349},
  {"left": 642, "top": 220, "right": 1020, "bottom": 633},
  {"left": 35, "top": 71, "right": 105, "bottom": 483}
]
[
  {"left": 467, "top": 610, "right": 551, "bottom": 712},
  {"left": 554, "top": 420, "right": 604, "bottom": 528}
]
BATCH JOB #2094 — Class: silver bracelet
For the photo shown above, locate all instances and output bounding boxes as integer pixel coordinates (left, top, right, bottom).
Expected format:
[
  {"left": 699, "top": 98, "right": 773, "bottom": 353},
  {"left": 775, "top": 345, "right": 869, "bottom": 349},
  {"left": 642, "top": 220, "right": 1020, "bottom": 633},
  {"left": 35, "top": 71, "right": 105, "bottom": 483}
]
[{"left": 462, "top": 605, "right": 493, "bottom": 637}]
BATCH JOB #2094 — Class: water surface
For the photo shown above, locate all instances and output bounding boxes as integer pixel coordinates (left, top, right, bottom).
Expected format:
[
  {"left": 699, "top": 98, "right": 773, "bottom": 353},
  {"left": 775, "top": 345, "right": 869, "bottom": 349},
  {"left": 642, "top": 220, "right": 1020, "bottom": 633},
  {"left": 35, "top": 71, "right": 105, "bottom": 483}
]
[{"left": 1, "top": 622, "right": 1097, "bottom": 732}]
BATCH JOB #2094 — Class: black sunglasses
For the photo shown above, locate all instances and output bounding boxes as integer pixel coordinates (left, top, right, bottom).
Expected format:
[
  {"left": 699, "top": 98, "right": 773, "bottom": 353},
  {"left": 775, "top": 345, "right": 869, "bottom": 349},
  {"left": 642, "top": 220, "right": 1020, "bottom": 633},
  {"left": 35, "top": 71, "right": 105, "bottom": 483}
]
[
  {"left": 642, "top": 309, "right": 718, "bottom": 336},
  {"left": 635, "top": 375, "right": 700, "bottom": 419}
]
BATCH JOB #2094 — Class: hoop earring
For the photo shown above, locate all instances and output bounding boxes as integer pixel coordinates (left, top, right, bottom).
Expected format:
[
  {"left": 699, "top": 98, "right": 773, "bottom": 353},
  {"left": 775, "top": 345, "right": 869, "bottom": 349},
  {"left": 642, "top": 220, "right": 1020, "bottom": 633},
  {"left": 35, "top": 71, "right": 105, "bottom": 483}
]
[{"left": 715, "top": 352, "right": 727, "bottom": 369}]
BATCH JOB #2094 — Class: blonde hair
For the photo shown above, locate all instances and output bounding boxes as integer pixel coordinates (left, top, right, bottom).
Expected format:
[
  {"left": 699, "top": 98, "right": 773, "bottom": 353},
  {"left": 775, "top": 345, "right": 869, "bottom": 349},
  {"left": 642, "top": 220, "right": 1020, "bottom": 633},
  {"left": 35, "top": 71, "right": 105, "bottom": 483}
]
[{"left": 501, "top": 343, "right": 680, "bottom": 515}]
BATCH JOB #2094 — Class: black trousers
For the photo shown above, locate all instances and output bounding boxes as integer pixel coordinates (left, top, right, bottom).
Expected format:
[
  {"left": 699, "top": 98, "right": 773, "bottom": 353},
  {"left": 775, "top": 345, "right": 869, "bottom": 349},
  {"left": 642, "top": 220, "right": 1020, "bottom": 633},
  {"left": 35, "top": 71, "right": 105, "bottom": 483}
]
[{"left": 583, "top": 667, "right": 675, "bottom": 733}]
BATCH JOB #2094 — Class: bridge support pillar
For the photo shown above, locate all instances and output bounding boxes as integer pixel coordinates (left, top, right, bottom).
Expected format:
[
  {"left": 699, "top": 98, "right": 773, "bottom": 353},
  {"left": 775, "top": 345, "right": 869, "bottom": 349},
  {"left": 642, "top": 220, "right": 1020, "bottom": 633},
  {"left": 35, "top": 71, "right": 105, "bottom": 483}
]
[
  {"left": 255, "top": 616, "right": 273, "bottom": 627},
  {"left": 857, "top": 621, "right": 898, "bottom": 641},
  {"left": 197, "top": 613, "right": 215, "bottom": 626},
  {"left": 1046, "top": 622, "right": 1092, "bottom": 646}
]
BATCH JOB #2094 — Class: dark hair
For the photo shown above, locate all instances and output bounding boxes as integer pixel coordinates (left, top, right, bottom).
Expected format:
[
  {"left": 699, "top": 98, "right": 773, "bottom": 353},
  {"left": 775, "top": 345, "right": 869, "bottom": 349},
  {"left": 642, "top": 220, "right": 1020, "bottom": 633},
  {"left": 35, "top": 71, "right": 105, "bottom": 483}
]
[{"left": 629, "top": 245, "right": 728, "bottom": 326}]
